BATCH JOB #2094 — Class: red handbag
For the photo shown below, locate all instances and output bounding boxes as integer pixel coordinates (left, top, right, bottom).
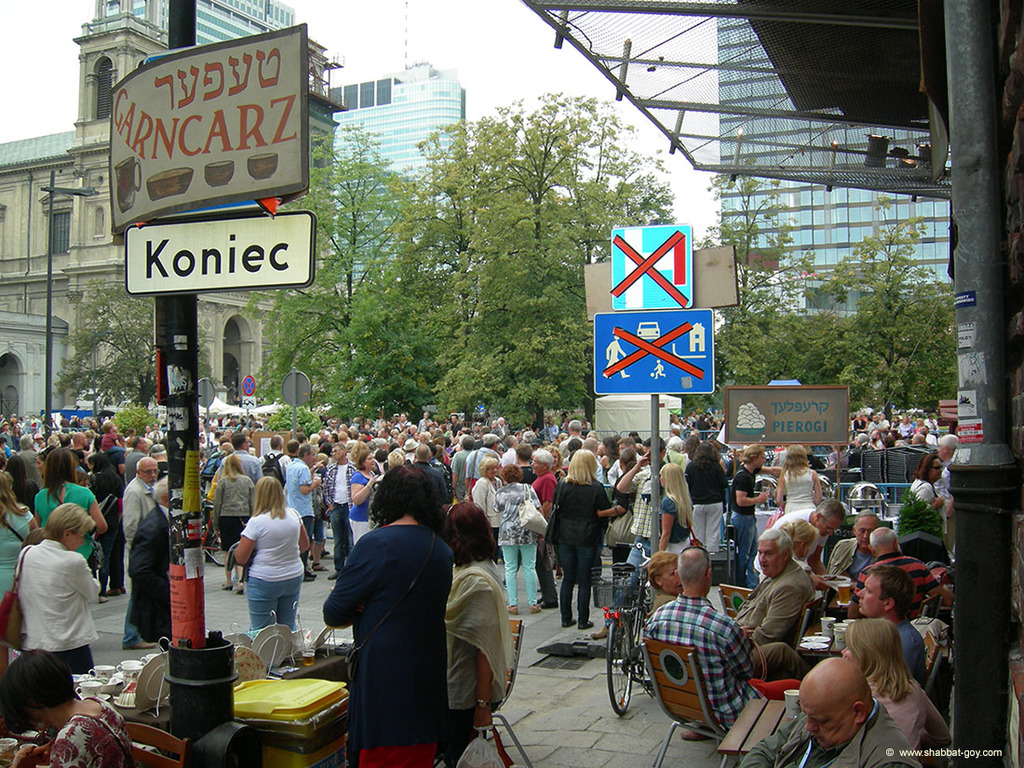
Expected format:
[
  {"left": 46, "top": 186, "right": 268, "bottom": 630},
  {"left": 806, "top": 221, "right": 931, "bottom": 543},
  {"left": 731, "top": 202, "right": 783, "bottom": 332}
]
[{"left": 0, "top": 549, "right": 27, "bottom": 649}]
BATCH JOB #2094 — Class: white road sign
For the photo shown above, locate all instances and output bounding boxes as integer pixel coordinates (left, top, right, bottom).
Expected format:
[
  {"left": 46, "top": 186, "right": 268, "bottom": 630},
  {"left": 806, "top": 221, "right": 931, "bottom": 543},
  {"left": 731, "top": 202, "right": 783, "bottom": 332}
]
[{"left": 125, "top": 210, "right": 315, "bottom": 295}]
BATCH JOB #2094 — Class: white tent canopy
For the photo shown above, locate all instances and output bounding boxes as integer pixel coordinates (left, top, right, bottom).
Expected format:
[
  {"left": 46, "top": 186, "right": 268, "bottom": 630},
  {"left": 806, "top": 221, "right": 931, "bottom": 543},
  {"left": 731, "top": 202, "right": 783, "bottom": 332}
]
[{"left": 594, "top": 394, "right": 682, "bottom": 435}]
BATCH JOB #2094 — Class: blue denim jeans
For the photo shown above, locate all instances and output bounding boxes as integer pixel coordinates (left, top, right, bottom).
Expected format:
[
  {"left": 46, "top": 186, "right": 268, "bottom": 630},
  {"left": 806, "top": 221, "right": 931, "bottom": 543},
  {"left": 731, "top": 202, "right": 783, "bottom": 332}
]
[
  {"left": 122, "top": 591, "right": 143, "bottom": 648},
  {"left": 330, "top": 504, "right": 353, "bottom": 573},
  {"left": 730, "top": 512, "right": 759, "bottom": 588},
  {"left": 557, "top": 545, "right": 597, "bottom": 626},
  {"left": 246, "top": 574, "right": 303, "bottom": 630}
]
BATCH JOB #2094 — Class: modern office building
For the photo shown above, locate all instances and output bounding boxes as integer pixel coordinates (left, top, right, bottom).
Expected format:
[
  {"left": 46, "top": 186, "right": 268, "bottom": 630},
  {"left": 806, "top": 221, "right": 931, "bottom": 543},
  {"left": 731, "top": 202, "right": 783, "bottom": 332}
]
[
  {"left": 716, "top": 17, "right": 951, "bottom": 293},
  {"left": 330, "top": 63, "right": 466, "bottom": 175},
  {"left": 110, "top": 0, "right": 295, "bottom": 44}
]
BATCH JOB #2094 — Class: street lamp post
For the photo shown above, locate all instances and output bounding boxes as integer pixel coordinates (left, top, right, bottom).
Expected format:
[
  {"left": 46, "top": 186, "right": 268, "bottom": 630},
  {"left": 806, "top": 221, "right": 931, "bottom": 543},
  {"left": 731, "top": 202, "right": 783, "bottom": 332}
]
[{"left": 42, "top": 170, "right": 96, "bottom": 437}]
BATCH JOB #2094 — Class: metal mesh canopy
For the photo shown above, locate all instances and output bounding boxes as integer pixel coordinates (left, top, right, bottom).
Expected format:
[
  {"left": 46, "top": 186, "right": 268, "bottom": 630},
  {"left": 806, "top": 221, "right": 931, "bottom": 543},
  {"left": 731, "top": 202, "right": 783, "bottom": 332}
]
[{"left": 521, "top": 0, "right": 949, "bottom": 198}]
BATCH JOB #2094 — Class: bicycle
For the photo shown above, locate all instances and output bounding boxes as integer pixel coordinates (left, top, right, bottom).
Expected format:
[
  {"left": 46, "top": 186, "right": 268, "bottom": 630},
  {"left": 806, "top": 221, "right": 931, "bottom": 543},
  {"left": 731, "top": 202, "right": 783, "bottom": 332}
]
[
  {"left": 592, "top": 561, "right": 653, "bottom": 716},
  {"left": 200, "top": 500, "right": 226, "bottom": 566}
]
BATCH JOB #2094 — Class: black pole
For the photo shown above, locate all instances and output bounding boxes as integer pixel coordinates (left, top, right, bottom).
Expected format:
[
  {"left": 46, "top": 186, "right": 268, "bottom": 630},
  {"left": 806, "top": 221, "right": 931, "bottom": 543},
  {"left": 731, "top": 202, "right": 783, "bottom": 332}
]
[
  {"left": 44, "top": 170, "right": 55, "bottom": 439},
  {"left": 158, "top": 0, "right": 205, "bottom": 649}
]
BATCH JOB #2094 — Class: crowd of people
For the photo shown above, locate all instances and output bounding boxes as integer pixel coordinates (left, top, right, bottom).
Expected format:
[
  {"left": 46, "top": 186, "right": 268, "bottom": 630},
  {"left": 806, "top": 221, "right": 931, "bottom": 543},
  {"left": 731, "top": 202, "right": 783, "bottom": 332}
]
[{"left": 0, "top": 406, "right": 958, "bottom": 768}]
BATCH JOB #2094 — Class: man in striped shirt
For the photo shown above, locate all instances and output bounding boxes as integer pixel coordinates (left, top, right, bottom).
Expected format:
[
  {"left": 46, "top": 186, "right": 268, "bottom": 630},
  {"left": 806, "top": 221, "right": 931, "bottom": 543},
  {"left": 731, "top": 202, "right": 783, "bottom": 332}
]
[
  {"left": 848, "top": 527, "right": 951, "bottom": 619},
  {"left": 645, "top": 547, "right": 759, "bottom": 732}
]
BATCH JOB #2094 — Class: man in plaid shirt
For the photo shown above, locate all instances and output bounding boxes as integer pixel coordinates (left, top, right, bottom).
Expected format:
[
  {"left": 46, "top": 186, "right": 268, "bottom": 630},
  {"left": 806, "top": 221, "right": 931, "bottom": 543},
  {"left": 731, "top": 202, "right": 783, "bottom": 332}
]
[{"left": 645, "top": 546, "right": 759, "bottom": 731}]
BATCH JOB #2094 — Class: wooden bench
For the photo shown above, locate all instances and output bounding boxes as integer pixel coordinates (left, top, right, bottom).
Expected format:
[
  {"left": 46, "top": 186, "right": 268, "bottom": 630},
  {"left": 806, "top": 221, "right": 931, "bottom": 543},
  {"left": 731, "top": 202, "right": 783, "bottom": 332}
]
[{"left": 717, "top": 699, "right": 788, "bottom": 766}]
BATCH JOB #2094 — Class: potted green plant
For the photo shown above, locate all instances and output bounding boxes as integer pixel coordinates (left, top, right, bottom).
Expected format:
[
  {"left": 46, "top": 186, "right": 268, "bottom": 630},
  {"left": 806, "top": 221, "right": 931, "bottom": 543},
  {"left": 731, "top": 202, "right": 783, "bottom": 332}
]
[{"left": 896, "top": 489, "right": 944, "bottom": 539}]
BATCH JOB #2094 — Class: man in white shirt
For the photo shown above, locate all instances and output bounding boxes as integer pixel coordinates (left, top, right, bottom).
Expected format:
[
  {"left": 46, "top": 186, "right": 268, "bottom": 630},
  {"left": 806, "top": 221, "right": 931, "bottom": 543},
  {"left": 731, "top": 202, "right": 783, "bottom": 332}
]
[{"left": 324, "top": 442, "right": 353, "bottom": 580}]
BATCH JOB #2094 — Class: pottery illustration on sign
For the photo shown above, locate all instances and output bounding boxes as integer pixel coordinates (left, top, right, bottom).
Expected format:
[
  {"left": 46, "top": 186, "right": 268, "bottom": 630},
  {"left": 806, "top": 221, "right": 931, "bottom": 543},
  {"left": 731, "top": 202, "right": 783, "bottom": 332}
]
[
  {"left": 247, "top": 153, "right": 278, "bottom": 180},
  {"left": 115, "top": 156, "right": 142, "bottom": 213},
  {"left": 204, "top": 160, "right": 235, "bottom": 187},
  {"left": 147, "top": 168, "right": 194, "bottom": 201}
]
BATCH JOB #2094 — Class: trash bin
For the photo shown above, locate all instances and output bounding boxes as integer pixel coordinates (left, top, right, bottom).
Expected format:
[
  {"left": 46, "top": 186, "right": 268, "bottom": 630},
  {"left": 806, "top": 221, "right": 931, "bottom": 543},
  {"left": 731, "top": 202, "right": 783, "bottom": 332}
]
[
  {"left": 234, "top": 679, "right": 348, "bottom": 768},
  {"left": 166, "top": 633, "right": 237, "bottom": 743}
]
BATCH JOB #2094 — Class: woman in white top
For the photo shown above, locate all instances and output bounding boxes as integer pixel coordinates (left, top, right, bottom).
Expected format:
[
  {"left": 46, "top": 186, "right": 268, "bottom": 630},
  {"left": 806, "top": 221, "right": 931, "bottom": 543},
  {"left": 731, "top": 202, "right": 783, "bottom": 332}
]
[
  {"left": 775, "top": 444, "right": 822, "bottom": 514},
  {"left": 471, "top": 456, "right": 502, "bottom": 560},
  {"left": 19, "top": 504, "right": 100, "bottom": 674},
  {"left": 235, "top": 477, "right": 310, "bottom": 630}
]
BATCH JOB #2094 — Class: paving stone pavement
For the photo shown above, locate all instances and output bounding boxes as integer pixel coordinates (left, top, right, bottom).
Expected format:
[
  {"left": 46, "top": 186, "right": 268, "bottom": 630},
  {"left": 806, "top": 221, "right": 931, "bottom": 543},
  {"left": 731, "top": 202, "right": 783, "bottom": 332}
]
[{"left": 87, "top": 549, "right": 724, "bottom": 767}]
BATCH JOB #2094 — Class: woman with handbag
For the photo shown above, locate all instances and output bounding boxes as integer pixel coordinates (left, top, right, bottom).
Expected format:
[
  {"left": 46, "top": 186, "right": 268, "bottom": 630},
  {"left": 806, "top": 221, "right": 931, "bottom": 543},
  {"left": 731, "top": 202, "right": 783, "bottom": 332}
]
[
  {"left": 495, "top": 464, "right": 542, "bottom": 615},
  {"left": 323, "top": 465, "right": 452, "bottom": 768},
  {"left": 443, "top": 502, "right": 513, "bottom": 768},
  {"left": 87, "top": 452, "right": 124, "bottom": 598},
  {"left": 0, "top": 649, "right": 134, "bottom": 767},
  {"left": 0, "top": 472, "right": 35, "bottom": 675},
  {"left": 19, "top": 504, "right": 100, "bottom": 674},
  {"left": 548, "top": 450, "right": 615, "bottom": 631},
  {"left": 33, "top": 449, "right": 107, "bottom": 563},
  {"left": 212, "top": 454, "right": 255, "bottom": 593}
]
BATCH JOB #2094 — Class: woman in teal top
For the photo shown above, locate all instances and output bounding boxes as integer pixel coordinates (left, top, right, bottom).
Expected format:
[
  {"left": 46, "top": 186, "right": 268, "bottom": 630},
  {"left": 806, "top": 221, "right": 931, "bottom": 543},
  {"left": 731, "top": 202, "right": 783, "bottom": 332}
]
[
  {"left": 33, "top": 448, "right": 107, "bottom": 560},
  {"left": 0, "top": 470, "right": 36, "bottom": 676}
]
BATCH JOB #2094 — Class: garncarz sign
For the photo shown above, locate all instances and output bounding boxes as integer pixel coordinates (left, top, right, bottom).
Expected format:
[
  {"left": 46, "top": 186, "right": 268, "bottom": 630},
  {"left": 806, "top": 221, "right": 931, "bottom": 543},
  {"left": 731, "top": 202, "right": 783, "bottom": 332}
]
[
  {"left": 110, "top": 25, "right": 309, "bottom": 233},
  {"left": 124, "top": 210, "right": 315, "bottom": 295}
]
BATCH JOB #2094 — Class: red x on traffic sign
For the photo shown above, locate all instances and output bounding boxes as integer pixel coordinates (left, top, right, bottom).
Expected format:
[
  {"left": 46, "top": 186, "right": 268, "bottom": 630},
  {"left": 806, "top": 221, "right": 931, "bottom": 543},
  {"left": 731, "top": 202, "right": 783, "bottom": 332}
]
[
  {"left": 610, "top": 231, "right": 689, "bottom": 308},
  {"left": 603, "top": 323, "right": 704, "bottom": 379}
]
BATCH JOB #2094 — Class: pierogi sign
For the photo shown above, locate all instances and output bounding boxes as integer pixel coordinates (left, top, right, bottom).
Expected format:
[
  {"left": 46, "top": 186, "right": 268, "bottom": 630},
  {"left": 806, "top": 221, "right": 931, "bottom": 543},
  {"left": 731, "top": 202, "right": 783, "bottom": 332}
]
[{"left": 109, "top": 25, "right": 309, "bottom": 233}]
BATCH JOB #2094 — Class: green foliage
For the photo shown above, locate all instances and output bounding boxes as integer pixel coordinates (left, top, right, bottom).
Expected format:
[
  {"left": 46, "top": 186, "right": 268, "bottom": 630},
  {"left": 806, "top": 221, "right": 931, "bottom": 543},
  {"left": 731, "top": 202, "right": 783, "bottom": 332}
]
[
  {"left": 266, "top": 406, "right": 323, "bottom": 436},
  {"left": 113, "top": 404, "right": 152, "bottom": 436},
  {"left": 57, "top": 282, "right": 157, "bottom": 406},
  {"left": 897, "top": 489, "right": 944, "bottom": 539},
  {"left": 392, "top": 95, "right": 674, "bottom": 423}
]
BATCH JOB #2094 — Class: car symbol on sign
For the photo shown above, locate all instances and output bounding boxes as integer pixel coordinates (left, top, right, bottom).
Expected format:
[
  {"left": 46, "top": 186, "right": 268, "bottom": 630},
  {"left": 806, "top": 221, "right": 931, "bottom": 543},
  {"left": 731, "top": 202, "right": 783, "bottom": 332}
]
[{"left": 636, "top": 322, "right": 661, "bottom": 341}]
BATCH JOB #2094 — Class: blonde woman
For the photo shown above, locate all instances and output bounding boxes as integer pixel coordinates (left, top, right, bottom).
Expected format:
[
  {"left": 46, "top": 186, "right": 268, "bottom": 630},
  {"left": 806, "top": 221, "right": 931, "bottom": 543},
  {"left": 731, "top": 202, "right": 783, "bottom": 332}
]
[
  {"left": 775, "top": 444, "right": 822, "bottom": 514},
  {"left": 212, "top": 453, "right": 255, "bottom": 591},
  {"left": 471, "top": 456, "right": 501, "bottom": 558},
  {"left": 20, "top": 504, "right": 100, "bottom": 673},
  {"left": 779, "top": 519, "right": 818, "bottom": 570},
  {"left": 348, "top": 442, "right": 380, "bottom": 545},
  {"left": 234, "top": 477, "right": 309, "bottom": 630},
  {"left": 548, "top": 450, "right": 614, "bottom": 630},
  {"left": 843, "top": 618, "right": 950, "bottom": 749},
  {"left": 658, "top": 463, "right": 693, "bottom": 553}
]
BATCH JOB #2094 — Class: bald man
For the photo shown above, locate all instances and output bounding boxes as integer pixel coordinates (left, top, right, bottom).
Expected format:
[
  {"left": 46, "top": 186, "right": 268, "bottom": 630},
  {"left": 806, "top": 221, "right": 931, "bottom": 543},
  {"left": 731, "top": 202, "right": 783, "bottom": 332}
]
[{"left": 740, "top": 658, "right": 920, "bottom": 768}]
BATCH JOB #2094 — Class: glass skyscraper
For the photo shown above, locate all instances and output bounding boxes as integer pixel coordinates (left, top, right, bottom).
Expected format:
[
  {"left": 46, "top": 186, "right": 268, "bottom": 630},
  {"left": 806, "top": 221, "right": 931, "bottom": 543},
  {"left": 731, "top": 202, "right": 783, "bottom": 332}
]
[
  {"left": 330, "top": 64, "right": 466, "bottom": 175},
  {"left": 717, "top": 17, "right": 950, "bottom": 291},
  {"left": 116, "top": 0, "right": 295, "bottom": 44}
]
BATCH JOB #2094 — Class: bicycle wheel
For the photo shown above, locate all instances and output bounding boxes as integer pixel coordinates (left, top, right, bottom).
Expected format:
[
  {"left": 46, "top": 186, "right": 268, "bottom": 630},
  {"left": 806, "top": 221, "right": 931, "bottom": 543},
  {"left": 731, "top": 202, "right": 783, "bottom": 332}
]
[
  {"left": 630, "top": 604, "right": 654, "bottom": 697},
  {"left": 606, "top": 619, "right": 634, "bottom": 716}
]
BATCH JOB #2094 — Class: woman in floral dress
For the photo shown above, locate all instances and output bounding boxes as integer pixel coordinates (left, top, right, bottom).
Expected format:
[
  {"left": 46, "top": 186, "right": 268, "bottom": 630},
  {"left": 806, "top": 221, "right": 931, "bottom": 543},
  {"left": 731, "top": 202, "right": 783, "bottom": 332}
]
[{"left": 0, "top": 649, "right": 134, "bottom": 768}]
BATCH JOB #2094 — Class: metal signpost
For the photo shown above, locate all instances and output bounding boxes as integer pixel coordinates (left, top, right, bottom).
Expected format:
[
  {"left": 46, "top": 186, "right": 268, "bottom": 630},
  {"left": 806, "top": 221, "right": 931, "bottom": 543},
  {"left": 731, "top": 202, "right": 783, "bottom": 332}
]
[
  {"left": 282, "top": 368, "right": 311, "bottom": 437},
  {"left": 601, "top": 223, "right": 705, "bottom": 555},
  {"left": 110, "top": 0, "right": 310, "bottom": 652}
]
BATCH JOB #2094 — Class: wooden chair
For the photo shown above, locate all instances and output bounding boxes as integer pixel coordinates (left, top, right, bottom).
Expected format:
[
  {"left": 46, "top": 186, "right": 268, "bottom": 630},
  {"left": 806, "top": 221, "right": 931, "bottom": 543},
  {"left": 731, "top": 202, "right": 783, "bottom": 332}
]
[
  {"left": 923, "top": 632, "right": 943, "bottom": 697},
  {"left": 127, "top": 722, "right": 192, "bottom": 768},
  {"left": 643, "top": 638, "right": 727, "bottom": 768},
  {"left": 918, "top": 592, "right": 941, "bottom": 619},
  {"left": 492, "top": 619, "right": 534, "bottom": 768},
  {"left": 718, "top": 584, "right": 751, "bottom": 619},
  {"left": 789, "top": 596, "right": 824, "bottom": 648}
]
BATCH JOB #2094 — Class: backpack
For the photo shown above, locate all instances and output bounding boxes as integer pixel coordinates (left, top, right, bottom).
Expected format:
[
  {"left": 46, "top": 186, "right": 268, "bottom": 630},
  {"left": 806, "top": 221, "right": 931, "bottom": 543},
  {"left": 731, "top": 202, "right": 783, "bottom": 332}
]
[
  {"left": 262, "top": 451, "right": 286, "bottom": 485},
  {"left": 201, "top": 451, "right": 224, "bottom": 480}
]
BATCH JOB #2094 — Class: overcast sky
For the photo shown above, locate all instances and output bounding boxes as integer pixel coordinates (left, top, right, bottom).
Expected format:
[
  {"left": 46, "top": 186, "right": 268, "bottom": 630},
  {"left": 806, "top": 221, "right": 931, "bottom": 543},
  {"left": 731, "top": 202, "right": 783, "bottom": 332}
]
[{"left": 1, "top": 0, "right": 718, "bottom": 237}]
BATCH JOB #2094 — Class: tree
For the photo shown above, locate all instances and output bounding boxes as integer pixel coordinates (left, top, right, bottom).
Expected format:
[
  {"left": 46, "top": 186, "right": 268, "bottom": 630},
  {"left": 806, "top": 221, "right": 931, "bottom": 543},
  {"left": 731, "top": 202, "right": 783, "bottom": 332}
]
[
  {"left": 57, "top": 283, "right": 157, "bottom": 406},
  {"left": 703, "top": 175, "right": 812, "bottom": 385},
  {"left": 392, "top": 95, "right": 674, "bottom": 423},
  {"left": 819, "top": 200, "right": 955, "bottom": 410},
  {"left": 256, "top": 127, "right": 414, "bottom": 406}
]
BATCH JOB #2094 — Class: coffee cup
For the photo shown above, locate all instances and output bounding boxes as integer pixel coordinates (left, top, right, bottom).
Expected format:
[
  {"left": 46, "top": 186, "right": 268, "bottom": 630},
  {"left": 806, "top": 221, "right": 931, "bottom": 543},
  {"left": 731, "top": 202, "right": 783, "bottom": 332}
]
[
  {"left": 90, "top": 664, "right": 116, "bottom": 681},
  {"left": 820, "top": 617, "right": 835, "bottom": 638},
  {"left": 141, "top": 653, "right": 160, "bottom": 664},
  {"left": 118, "top": 660, "right": 144, "bottom": 679},
  {"left": 77, "top": 680, "right": 104, "bottom": 698},
  {"left": 0, "top": 737, "right": 18, "bottom": 760},
  {"left": 784, "top": 689, "right": 800, "bottom": 719},
  {"left": 114, "top": 156, "right": 142, "bottom": 213}
]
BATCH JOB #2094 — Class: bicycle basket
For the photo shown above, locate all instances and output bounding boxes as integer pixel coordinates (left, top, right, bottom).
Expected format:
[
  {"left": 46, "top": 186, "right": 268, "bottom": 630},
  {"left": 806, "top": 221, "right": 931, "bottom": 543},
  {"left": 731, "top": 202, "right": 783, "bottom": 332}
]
[{"left": 592, "top": 577, "right": 643, "bottom": 609}]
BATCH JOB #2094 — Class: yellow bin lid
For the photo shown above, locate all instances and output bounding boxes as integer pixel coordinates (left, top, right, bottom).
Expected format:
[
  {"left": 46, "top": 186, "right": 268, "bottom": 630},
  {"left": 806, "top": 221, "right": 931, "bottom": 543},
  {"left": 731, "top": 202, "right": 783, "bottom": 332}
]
[{"left": 234, "top": 679, "right": 347, "bottom": 721}]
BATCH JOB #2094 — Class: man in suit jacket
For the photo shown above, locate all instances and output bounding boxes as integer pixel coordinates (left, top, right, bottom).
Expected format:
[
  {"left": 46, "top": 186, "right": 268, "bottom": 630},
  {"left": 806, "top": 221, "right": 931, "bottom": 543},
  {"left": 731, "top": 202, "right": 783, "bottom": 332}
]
[{"left": 129, "top": 477, "right": 171, "bottom": 643}]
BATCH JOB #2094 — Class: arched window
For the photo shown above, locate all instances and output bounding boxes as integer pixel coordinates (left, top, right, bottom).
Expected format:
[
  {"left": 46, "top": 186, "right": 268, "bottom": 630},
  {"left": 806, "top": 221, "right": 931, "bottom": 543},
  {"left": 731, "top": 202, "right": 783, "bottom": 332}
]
[
  {"left": 94, "top": 206, "right": 105, "bottom": 238},
  {"left": 95, "top": 58, "right": 114, "bottom": 120}
]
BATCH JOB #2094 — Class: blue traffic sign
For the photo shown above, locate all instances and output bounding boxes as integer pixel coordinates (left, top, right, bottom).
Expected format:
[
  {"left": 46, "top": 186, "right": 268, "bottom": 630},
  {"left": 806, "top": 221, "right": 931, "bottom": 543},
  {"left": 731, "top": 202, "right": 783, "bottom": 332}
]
[
  {"left": 241, "top": 375, "right": 256, "bottom": 397},
  {"left": 610, "top": 223, "right": 693, "bottom": 310},
  {"left": 594, "top": 309, "right": 715, "bottom": 395}
]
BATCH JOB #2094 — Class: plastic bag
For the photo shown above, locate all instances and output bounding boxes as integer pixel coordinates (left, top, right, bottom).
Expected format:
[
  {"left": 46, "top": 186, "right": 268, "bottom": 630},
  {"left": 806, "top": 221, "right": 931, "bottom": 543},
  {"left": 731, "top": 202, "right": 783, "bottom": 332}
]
[{"left": 456, "top": 730, "right": 504, "bottom": 768}]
